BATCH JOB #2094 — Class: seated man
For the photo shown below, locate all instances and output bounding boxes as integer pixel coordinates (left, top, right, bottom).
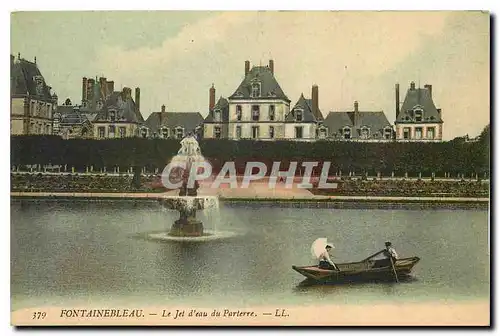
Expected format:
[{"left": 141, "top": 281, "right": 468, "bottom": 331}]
[
  {"left": 373, "top": 241, "right": 398, "bottom": 268},
  {"left": 318, "top": 245, "right": 340, "bottom": 271}
]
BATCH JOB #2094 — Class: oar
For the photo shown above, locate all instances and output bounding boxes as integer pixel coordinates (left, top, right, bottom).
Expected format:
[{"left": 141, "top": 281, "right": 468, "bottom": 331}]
[{"left": 388, "top": 253, "right": 399, "bottom": 283}]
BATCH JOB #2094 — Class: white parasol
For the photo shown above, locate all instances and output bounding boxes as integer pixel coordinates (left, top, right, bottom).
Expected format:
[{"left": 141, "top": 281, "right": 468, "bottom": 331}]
[{"left": 311, "top": 238, "right": 333, "bottom": 259}]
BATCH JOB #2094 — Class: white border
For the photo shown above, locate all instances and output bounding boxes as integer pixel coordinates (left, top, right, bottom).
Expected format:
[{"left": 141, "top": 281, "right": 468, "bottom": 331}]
[{"left": 2, "top": 1, "right": 496, "bottom": 335}]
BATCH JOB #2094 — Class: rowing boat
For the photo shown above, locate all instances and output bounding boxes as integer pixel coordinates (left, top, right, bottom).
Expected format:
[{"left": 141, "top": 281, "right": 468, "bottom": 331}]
[{"left": 292, "top": 250, "right": 420, "bottom": 283}]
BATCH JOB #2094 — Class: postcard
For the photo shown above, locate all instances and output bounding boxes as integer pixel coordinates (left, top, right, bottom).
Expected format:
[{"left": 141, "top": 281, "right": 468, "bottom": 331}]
[{"left": 10, "top": 10, "right": 490, "bottom": 326}]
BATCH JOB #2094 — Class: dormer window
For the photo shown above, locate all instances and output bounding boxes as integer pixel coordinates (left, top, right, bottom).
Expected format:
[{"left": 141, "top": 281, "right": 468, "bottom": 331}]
[
  {"left": 319, "top": 127, "right": 327, "bottom": 139},
  {"left": 109, "top": 110, "right": 116, "bottom": 122},
  {"left": 161, "top": 127, "right": 169, "bottom": 138},
  {"left": 234, "top": 91, "right": 244, "bottom": 98},
  {"left": 251, "top": 83, "right": 261, "bottom": 98},
  {"left": 236, "top": 105, "right": 242, "bottom": 121},
  {"left": 269, "top": 105, "right": 275, "bottom": 121},
  {"left": 140, "top": 127, "right": 148, "bottom": 138},
  {"left": 360, "top": 126, "right": 370, "bottom": 139},
  {"left": 384, "top": 126, "right": 392, "bottom": 140},
  {"left": 214, "top": 109, "right": 221, "bottom": 122},
  {"left": 343, "top": 126, "right": 351, "bottom": 139},
  {"left": 414, "top": 108, "right": 423, "bottom": 122},
  {"left": 295, "top": 109, "right": 303, "bottom": 122},
  {"left": 252, "top": 105, "right": 260, "bottom": 121},
  {"left": 96, "top": 100, "right": 103, "bottom": 110},
  {"left": 175, "top": 126, "right": 185, "bottom": 139}
]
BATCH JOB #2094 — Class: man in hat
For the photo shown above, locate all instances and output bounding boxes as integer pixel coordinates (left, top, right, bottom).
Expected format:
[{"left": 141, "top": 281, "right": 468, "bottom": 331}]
[
  {"left": 385, "top": 241, "right": 399, "bottom": 261},
  {"left": 318, "top": 244, "right": 339, "bottom": 271}
]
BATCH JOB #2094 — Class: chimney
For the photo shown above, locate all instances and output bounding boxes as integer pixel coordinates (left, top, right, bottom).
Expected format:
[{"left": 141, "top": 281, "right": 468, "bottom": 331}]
[
  {"left": 354, "top": 101, "right": 359, "bottom": 126},
  {"left": 99, "top": 77, "right": 107, "bottom": 99},
  {"left": 34, "top": 56, "right": 36, "bottom": 64},
  {"left": 269, "top": 59, "right": 274, "bottom": 74},
  {"left": 87, "top": 78, "right": 95, "bottom": 101},
  {"left": 122, "top": 87, "right": 132, "bottom": 99},
  {"left": 424, "top": 84, "right": 432, "bottom": 98},
  {"left": 395, "top": 83, "right": 400, "bottom": 117},
  {"left": 209, "top": 84, "right": 216, "bottom": 111},
  {"left": 106, "top": 81, "right": 114, "bottom": 95},
  {"left": 312, "top": 85, "right": 319, "bottom": 119},
  {"left": 161, "top": 104, "right": 166, "bottom": 113},
  {"left": 410, "top": 81, "right": 416, "bottom": 90},
  {"left": 82, "top": 77, "right": 88, "bottom": 103},
  {"left": 135, "top": 87, "right": 141, "bottom": 111},
  {"left": 245, "top": 60, "right": 250, "bottom": 76}
]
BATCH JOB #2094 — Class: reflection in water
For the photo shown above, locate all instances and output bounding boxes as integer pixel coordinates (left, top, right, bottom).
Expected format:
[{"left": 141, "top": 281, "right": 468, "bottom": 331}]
[{"left": 11, "top": 200, "right": 489, "bottom": 309}]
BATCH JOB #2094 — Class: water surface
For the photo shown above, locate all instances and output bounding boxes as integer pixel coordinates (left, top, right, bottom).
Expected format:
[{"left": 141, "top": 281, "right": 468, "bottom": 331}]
[{"left": 11, "top": 200, "right": 489, "bottom": 310}]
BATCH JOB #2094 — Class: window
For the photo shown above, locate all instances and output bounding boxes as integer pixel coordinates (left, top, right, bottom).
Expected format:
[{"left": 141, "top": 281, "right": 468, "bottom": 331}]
[
  {"left": 343, "top": 127, "right": 351, "bottom": 139},
  {"left": 360, "top": 127, "right": 370, "bottom": 139},
  {"left": 252, "top": 126, "right": 260, "bottom": 139},
  {"left": 109, "top": 110, "right": 116, "bottom": 121},
  {"left": 236, "top": 126, "right": 242, "bottom": 139},
  {"left": 45, "top": 124, "right": 50, "bottom": 134},
  {"left": 414, "top": 109, "right": 423, "bottom": 122},
  {"left": 119, "top": 127, "right": 126, "bottom": 138},
  {"left": 161, "top": 127, "right": 169, "bottom": 138},
  {"left": 252, "top": 105, "right": 260, "bottom": 121},
  {"left": 269, "top": 126, "right": 275, "bottom": 139},
  {"left": 415, "top": 127, "right": 423, "bottom": 139},
  {"left": 98, "top": 126, "right": 105, "bottom": 138},
  {"left": 141, "top": 128, "right": 148, "bottom": 138},
  {"left": 236, "top": 105, "right": 242, "bottom": 121},
  {"left": 269, "top": 105, "right": 275, "bottom": 121},
  {"left": 108, "top": 125, "right": 116, "bottom": 137},
  {"left": 319, "top": 128, "right": 327, "bottom": 139},
  {"left": 251, "top": 83, "right": 260, "bottom": 98},
  {"left": 403, "top": 127, "right": 411, "bottom": 139},
  {"left": 214, "top": 109, "right": 221, "bottom": 122},
  {"left": 295, "top": 126, "right": 303, "bottom": 139},
  {"left": 175, "top": 127, "right": 184, "bottom": 139},
  {"left": 427, "top": 127, "right": 435, "bottom": 139},
  {"left": 296, "top": 109, "right": 303, "bottom": 122},
  {"left": 30, "top": 122, "right": 35, "bottom": 134},
  {"left": 384, "top": 127, "right": 392, "bottom": 140},
  {"left": 214, "top": 126, "right": 221, "bottom": 139}
]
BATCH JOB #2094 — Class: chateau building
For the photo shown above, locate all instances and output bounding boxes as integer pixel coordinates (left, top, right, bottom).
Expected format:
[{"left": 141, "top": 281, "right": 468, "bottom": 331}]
[
  {"left": 394, "top": 82, "right": 443, "bottom": 141},
  {"left": 204, "top": 60, "right": 294, "bottom": 140},
  {"left": 323, "top": 101, "right": 393, "bottom": 141},
  {"left": 144, "top": 105, "right": 204, "bottom": 139},
  {"left": 54, "top": 77, "right": 145, "bottom": 139},
  {"left": 10, "top": 54, "right": 58, "bottom": 135},
  {"left": 285, "top": 85, "right": 324, "bottom": 141}
]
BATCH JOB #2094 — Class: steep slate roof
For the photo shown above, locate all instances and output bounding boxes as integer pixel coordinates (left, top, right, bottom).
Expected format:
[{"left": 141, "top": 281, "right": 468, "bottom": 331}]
[
  {"left": 228, "top": 66, "right": 290, "bottom": 102},
  {"left": 145, "top": 112, "right": 204, "bottom": 134},
  {"left": 324, "top": 110, "right": 392, "bottom": 139},
  {"left": 203, "top": 97, "right": 229, "bottom": 123},
  {"left": 11, "top": 56, "right": 55, "bottom": 101},
  {"left": 285, "top": 94, "right": 324, "bottom": 123},
  {"left": 396, "top": 85, "right": 443, "bottom": 123},
  {"left": 55, "top": 105, "right": 92, "bottom": 125},
  {"left": 93, "top": 91, "right": 144, "bottom": 123}
]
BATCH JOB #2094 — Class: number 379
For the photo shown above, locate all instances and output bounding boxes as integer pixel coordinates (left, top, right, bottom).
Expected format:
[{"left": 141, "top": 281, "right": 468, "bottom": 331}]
[{"left": 32, "top": 312, "right": 46, "bottom": 319}]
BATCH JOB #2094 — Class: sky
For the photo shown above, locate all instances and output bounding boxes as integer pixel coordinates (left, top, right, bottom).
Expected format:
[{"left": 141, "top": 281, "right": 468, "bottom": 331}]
[{"left": 11, "top": 11, "right": 490, "bottom": 139}]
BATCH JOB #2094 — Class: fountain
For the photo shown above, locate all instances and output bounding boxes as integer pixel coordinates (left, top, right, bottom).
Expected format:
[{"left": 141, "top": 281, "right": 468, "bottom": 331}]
[{"left": 158, "top": 135, "right": 217, "bottom": 238}]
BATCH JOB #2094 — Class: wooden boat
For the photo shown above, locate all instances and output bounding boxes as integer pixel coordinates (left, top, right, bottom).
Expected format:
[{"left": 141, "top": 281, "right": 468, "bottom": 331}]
[{"left": 292, "top": 250, "right": 420, "bottom": 283}]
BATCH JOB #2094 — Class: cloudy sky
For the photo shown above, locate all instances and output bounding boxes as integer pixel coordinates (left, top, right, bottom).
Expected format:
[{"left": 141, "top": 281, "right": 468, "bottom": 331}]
[{"left": 11, "top": 11, "right": 489, "bottom": 139}]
